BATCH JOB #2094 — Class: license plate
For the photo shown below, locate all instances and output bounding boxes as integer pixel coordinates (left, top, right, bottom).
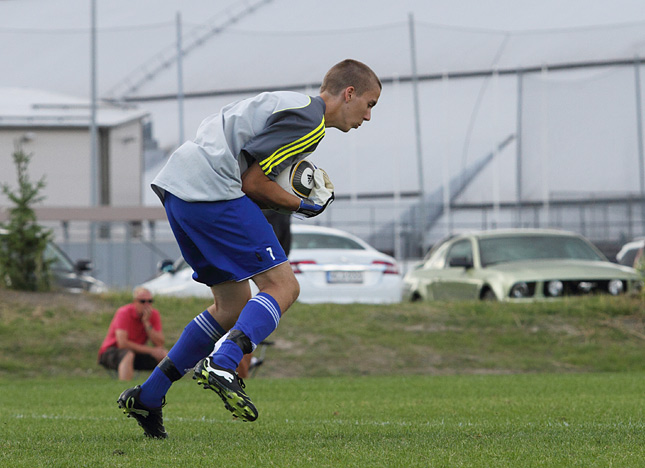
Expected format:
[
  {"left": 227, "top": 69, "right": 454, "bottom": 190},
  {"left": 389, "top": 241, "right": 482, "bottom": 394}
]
[{"left": 327, "top": 271, "right": 364, "bottom": 284}]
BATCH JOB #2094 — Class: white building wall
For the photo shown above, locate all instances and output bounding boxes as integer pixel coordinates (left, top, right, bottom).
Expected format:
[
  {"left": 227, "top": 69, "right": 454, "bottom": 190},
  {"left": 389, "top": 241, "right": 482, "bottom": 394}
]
[
  {"left": 0, "top": 120, "right": 145, "bottom": 209},
  {"left": 0, "top": 128, "right": 91, "bottom": 207},
  {"left": 108, "top": 120, "right": 143, "bottom": 205}
]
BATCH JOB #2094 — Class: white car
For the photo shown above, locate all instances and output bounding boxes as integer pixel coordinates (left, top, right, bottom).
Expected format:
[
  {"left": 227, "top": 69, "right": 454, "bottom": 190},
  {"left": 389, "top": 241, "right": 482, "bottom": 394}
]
[
  {"left": 141, "top": 224, "right": 403, "bottom": 304},
  {"left": 288, "top": 224, "right": 403, "bottom": 303},
  {"left": 616, "top": 238, "right": 645, "bottom": 269},
  {"left": 140, "top": 256, "right": 211, "bottom": 298}
]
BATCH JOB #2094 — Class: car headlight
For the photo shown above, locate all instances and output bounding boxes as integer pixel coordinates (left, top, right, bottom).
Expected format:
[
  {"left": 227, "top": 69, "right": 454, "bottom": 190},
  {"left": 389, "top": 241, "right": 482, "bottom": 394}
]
[
  {"left": 510, "top": 282, "right": 531, "bottom": 298},
  {"left": 608, "top": 279, "right": 624, "bottom": 295},
  {"left": 546, "top": 280, "right": 563, "bottom": 297}
]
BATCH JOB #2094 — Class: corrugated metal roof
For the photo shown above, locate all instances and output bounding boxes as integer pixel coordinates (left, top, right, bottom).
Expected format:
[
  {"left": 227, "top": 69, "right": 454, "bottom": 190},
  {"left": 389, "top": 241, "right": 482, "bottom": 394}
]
[{"left": 0, "top": 87, "right": 148, "bottom": 128}]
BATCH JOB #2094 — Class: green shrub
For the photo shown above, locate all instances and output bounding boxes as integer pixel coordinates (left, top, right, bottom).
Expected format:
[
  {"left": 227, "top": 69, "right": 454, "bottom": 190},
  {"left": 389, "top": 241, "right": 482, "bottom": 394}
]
[{"left": 0, "top": 142, "right": 53, "bottom": 291}]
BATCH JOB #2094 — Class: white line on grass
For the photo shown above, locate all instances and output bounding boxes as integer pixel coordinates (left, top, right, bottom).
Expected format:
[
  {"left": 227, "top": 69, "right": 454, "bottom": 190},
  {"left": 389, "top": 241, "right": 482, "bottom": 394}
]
[
  {"left": 11, "top": 413, "right": 645, "bottom": 429},
  {"left": 11, "top": 413, "right": 445, "bottom": 426}
]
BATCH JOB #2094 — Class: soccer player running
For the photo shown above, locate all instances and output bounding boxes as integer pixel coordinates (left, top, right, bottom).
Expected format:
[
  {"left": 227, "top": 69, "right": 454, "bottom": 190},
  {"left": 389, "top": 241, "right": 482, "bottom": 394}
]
[{"left": 118, "top": 59, "right": 381, "bottom": 439}]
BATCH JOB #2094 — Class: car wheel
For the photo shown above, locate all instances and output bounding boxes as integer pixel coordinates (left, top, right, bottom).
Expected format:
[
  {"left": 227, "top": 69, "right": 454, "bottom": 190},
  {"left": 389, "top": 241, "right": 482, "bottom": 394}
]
[
  {"left": 410, "top": 291, "right": 422, "bottom": 302},
  {"left": 481, "top": 289, "right": 497, "bottom": 301}
]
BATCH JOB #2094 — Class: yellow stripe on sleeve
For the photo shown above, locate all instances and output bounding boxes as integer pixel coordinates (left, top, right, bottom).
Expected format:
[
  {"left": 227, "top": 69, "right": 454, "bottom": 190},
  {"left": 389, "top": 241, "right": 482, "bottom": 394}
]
[
  {"left": 263, "top": 130, "right": 325, "bottom": 175},
  {"left": 259, "top": 118, "right": 325, "bottom": 174}
]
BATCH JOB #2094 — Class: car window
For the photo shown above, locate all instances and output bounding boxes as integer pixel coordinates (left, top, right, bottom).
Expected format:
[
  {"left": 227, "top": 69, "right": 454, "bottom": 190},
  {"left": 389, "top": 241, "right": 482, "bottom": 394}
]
[
  {"left": 423, "top": 235, "right": 455, "bottom": 262},
  {"left": 44, "top": 242, "right": 75, "bottom": 272},
  {"left": 445, "top": 240, "right": 473, "bottom": 268},
  {"left": 425, "top": 242, "right": 450, "bottom": 269},
  {"left": 0, "top": 232, "right": 75, "bottom": 272},
  {"left": 292, "top": 233, "right": 365, "bottom": 250},
  {"left": 479, "top": 235, "right": 605, "bottom": 267}
]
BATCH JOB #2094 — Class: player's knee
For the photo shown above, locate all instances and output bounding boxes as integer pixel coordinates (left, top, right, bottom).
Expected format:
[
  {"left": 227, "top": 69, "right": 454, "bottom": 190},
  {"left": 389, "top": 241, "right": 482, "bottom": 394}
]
[
  {"left": 270, "top": 273, "right": 299, "bottom": 309},
  {"left": 285, "top": 274, "right": 300, "bottom": 307}
]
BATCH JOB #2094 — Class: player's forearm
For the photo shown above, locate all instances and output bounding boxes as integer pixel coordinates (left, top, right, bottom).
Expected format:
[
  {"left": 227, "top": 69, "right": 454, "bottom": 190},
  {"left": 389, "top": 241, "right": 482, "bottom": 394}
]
[{"left": 242, "top": 162, "right": 300, "bottom": 210}]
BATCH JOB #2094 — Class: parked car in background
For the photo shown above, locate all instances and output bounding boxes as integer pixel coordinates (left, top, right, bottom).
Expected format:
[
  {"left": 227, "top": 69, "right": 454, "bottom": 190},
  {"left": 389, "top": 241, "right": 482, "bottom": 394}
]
[
  {"left": 141, "top": 256, "right": 211, "bottom": 298},
  {"left": 44, "top": 239, "right": 108, "bottom": 293},
  {"left": 616, "top": 238, "right": 645, "bottom": 271},
  {"left": 403, "top": 229, "right": 643, "bottom": 302},
  {"left": 141, "top": 224, "right": 403, "bottom": 304},
  {"left": 288, "top": 224, "right": 402, "bottom": 303},
  {"left": 0, "top": 228, "right": 108, "bottom": 293}
]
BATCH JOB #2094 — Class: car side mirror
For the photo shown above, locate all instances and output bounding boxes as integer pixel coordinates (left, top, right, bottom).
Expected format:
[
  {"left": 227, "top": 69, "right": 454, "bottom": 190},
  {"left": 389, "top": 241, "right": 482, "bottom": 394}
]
[
  {"left": 158, "top": 259, "right": 175, "bottom": 274},
  {"left": 74, "top": 259, "right": 93, "bottom": 272},
  {"left": 449, "top": 256, "right": 473, "bottom": 269}
]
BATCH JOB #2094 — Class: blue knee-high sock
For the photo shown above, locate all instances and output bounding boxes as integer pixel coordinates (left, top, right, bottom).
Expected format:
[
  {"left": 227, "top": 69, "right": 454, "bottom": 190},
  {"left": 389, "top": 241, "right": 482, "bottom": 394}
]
[
  {"left": 139, "top": 311, "right": 225, "bottom": 408},
  {"left": 211, "top": 293, "right": 281, "bottom": 371}
]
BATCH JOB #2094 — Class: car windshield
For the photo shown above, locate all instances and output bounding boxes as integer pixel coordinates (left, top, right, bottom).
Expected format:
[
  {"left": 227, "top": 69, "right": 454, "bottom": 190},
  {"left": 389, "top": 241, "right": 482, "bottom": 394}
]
[
  {"left": 292, "top": 233, "right": 365, "bottom": 250},
  {"left": 44, "top": 242, "right": 75, "bottom": 272},
  {"left": 478, "top": 235, "right": 605, "bottom": 267}
]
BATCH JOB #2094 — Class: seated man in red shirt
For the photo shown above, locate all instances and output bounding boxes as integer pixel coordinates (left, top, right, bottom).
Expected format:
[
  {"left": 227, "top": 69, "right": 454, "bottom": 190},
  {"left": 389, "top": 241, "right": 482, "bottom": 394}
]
[{"left": 98, "top": 287, "right": 167, "bottom": 380}]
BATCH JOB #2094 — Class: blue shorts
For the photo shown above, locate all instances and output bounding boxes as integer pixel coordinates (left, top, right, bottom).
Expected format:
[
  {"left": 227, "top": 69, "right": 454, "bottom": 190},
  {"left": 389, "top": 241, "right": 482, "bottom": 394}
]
[{"left": 163, "top": 192, "right": 288, "bottom": 286}]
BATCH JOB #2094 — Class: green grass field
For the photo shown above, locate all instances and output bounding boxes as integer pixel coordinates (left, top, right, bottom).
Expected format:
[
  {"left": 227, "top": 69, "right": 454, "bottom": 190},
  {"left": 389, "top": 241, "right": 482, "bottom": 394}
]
[
  {"left": 2, "top": 373, "right": 644, "bottom": 467},
  {"left": 1, "top": 291, "right": 644, "bottom": 466}
]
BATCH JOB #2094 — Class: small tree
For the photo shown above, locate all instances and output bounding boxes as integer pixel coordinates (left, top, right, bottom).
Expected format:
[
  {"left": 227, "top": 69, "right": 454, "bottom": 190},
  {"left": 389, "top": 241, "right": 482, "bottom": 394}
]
[{"left": 0, "top": 141, "right": 53, "bottom": 291}]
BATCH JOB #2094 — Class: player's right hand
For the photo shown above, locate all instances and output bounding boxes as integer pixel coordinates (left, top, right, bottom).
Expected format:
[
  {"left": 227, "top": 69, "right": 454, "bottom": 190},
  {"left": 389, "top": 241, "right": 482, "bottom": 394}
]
[
  {"left": 296, "top": 199, "right": 324, "bottom": 218},
  {"left": 296, "top": 196, "right": 333, "bottom": 218}
]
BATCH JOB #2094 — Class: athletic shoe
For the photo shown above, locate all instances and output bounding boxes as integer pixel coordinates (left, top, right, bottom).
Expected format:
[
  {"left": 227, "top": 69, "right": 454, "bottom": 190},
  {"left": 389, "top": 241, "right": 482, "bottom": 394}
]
[
  {"left": 193, "top": 356, "right": 258, "bottom": 422},
  {"left": 117, "top": 385, "right": 168, "bottom": 439}
]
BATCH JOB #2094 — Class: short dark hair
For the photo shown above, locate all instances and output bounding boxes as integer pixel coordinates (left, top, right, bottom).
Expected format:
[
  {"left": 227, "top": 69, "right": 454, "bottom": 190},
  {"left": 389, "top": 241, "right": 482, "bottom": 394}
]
[{"left": 320, "top": 59, "right": 381, "bottom": 96}]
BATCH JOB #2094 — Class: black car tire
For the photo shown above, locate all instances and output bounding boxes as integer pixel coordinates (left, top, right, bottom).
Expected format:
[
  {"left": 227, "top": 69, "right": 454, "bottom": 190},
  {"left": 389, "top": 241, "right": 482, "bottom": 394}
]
[{"left": 482, "top": 289, "right": 497, "bottom": 301}]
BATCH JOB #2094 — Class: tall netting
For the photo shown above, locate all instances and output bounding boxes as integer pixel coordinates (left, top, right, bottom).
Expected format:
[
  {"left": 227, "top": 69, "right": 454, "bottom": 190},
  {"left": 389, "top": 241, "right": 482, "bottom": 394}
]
[{"left": 520, "top": 66, "right": 641, "bottom": 201}]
